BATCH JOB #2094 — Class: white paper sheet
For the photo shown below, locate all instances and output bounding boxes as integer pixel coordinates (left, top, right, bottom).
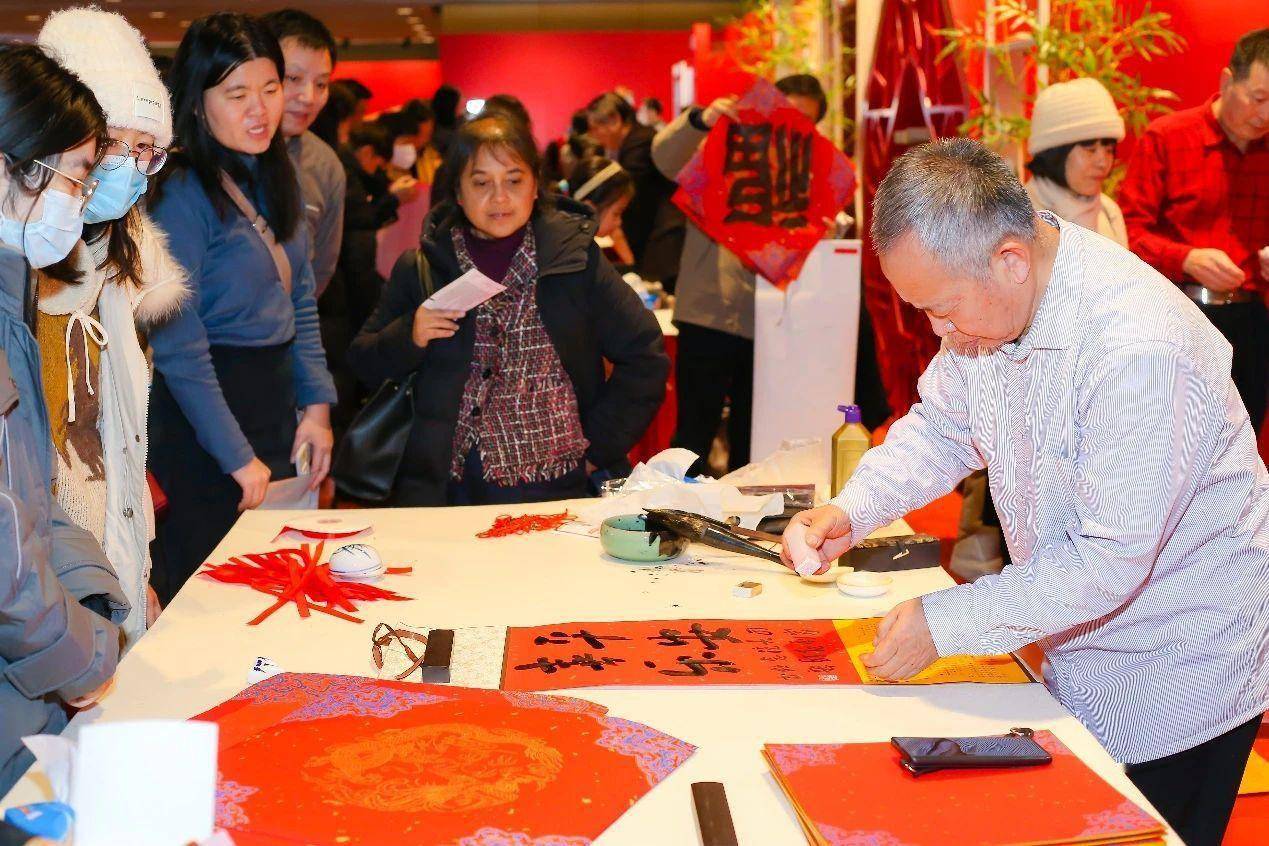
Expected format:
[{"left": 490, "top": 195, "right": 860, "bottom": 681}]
[
  {"left": 257, "top": 472, "right": 318, "bottom": 510},
  {"left": 23, "top": 721, "right": 219, "bottom": 846},
  {"left": 423, "top": 267, "right": 506, "bottom": 312}
]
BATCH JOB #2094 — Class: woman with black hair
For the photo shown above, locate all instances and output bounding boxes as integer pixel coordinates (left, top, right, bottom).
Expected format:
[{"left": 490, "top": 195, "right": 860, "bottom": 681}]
[
  {"left": 147, "top": 13, "right": 336, "bottom": 602},
  {"left": 35, "top": 6, "right": 189, "bottom": 648},
  {"left": 0, "top": 42, "right": 126, "bottom": 794},
  {"left": 347, "top": 113, "right": 668, "bottom": 506},
  {"left": 1024, "top": 77, "right": 1127, "bottom": 246},
  {"left": 569, "top": 154, "right": 636, "bottom": 266}
]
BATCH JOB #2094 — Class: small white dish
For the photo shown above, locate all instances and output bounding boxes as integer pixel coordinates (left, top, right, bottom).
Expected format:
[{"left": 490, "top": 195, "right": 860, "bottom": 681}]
[
  {"left": 836, "top": 570, "right": 893, "bottom": 598},
  {"left": 801, "top": 564, "right": 852, "bottom": 584}
]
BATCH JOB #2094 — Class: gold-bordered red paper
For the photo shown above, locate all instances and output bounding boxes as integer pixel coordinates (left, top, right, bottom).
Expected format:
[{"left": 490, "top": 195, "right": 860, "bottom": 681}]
[{"left": 765, "top": 731, "right": 1165, "bottom": 845}]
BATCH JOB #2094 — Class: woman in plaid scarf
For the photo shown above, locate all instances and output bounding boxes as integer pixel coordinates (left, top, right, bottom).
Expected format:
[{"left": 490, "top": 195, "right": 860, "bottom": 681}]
[{"left": 349, "top": 112, "right": 669, "bottom": 506}]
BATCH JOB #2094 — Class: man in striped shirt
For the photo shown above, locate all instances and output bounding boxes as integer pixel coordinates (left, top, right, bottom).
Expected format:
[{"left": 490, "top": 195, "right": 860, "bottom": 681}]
[{"left": 785, "top": 139, "right": 1269, "bottom": 846}]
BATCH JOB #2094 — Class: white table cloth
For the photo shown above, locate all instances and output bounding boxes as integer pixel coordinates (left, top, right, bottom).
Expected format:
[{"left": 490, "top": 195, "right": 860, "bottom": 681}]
[{"left": 2, "top": 502, "right": 1175, "bottom": 843}]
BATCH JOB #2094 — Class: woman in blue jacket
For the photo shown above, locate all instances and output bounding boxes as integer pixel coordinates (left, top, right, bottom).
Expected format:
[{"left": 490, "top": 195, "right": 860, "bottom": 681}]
[{"left": 148, "top": 14, "right": 335, "bottom": 602}]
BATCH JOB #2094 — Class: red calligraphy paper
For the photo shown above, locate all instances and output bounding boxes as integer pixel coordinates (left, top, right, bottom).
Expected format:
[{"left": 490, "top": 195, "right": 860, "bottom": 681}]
[
  {"left": 502, "top": 619, "right": 862, "bottom": 692},
  {"left": 500, "top": 619, "right": 1032, "bottom": 693},
  {"left": 193, "top": 673, "right": 695, "bottom": 846},
  {"left": 764, "top": 732, "right": 1164, "bottom": 846},
  {"left": 672, "top": 77, "right": 857, "bottom": 290}
]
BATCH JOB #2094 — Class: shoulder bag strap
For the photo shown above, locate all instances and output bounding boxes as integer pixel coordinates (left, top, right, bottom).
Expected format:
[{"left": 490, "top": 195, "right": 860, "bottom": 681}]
[{"left": 219, "top": 171, "right": 293, "bottom": 294}]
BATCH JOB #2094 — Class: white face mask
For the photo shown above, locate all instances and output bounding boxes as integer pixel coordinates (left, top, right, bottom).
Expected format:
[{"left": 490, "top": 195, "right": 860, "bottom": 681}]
[
  {"left": 391, "top": 143, "right": 418, "bottom": 171},
  {"left": 0, "top": 188, "right": 85, "bottom": 268}
]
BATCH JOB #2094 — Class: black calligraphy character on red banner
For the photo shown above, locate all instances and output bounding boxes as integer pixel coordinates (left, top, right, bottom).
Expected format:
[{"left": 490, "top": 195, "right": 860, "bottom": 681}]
[
  {"left": 723, "top": 122, "right": 813, "bottom": 230},
  {"left": 514, "top": 653, "right": 626, "bottom": 674},
  {"left": 649, "top": 623, "right": 742, "bottom": 651},
  {"left": 773, "top": 126, "right": 812, "bottom": 229},
  {"left": 656, "top": 652, "right": 742, "bottom": 677},
  {"left": 533, "top": 629, "right": 632, "bottom": 650},
  {"left": 724, "top": 123, "right": 774, "bottom": 225}
]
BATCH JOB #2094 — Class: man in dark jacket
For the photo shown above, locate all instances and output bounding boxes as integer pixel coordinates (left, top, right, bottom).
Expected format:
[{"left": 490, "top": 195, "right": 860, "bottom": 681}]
[
  {"left": 0, "top": 251, "right": 127, "bottom": 795},
  {"left": 587, "top": 92, "right": 685, "bottom": 288}
]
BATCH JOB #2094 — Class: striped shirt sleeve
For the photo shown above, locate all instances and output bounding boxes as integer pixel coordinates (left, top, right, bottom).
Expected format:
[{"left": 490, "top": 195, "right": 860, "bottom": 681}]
[{"left": 830, "top": 348, "right": 984, "bottom": 542}]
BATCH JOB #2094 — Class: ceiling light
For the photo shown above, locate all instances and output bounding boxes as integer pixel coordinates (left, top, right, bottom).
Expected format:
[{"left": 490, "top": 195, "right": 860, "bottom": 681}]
[
  {"left": 396, "top": 7, "right": 412, "bottom": 15},
  {"left": 407, "top": 16, "right": 422, "bottom": 24},
  {"left": 179, "top": 19, "right": 191, "bottom": 28},
  {"left": 24, "top": 14, "right": 40, "bottom": 22},
  {"left": 149, "top": 10, "right": 167, "bottom": 19}
]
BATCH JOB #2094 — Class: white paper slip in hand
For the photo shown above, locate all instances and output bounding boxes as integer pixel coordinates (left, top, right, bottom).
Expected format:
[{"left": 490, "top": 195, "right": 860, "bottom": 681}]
[{"left": 423, "top": 267, "right": 506, "bottom": 312}]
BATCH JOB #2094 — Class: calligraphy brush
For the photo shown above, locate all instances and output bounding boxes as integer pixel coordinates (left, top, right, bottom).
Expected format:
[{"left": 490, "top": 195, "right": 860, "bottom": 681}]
[{"left": 643, "top": 509, "right": 784, "bottom": 565}]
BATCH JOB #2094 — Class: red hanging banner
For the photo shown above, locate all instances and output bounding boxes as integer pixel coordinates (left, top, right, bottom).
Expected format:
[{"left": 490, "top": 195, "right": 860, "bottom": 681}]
[{"left": 672, "top": 77, "right": 857, "bottom": 290}]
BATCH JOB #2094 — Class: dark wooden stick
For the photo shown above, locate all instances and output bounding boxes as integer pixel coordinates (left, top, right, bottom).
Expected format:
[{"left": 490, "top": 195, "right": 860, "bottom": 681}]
[{"left": 691, "top": 782, "right": 739, "bottom": 846}]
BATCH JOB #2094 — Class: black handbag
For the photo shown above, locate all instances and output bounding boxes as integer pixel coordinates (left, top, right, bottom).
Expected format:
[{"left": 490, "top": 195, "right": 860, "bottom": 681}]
[{"left": 332, "top": 251, "right": 433, "bottom": 502}]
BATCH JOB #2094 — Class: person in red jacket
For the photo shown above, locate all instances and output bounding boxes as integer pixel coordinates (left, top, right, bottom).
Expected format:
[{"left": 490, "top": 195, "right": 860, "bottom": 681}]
[{"left": 1119, "top": 27, "right": 1269, "bottom": 435}]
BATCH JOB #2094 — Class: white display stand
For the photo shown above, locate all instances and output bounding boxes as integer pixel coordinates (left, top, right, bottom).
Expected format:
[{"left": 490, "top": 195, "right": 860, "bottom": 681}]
[{"left": 752, "top": 239, "right": 862, "bottom": 464}]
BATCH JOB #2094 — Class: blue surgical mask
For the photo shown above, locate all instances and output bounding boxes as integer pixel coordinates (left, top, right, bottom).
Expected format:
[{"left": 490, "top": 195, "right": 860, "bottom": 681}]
[
  {"left": 83, "top": 159, "right": 148, "bottom": 224},
  {"left": 0, "top": 188, "right": 85, "bottom": 268}
]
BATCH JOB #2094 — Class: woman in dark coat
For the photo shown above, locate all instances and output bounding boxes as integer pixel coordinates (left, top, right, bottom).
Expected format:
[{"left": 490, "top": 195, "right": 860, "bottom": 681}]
[{"left": 347, "top": 112, "right": 668, "bottom": 506}]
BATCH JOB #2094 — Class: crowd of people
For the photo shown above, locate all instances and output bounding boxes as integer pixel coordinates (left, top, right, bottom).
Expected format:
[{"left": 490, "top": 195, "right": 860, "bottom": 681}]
[{"left": 0, "top": 5, "right": 1265, "bottom": 843}]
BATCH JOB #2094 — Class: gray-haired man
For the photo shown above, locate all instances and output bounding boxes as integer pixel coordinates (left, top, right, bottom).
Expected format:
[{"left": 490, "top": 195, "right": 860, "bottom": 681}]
[{"left": 783, "top": 138, "right": 1269, "bottom": 846}]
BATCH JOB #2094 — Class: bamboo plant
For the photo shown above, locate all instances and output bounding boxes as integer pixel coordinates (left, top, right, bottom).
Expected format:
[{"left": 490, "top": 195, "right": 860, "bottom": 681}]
[{"left": 938, "top": 0, "right": 1185, "bottom": 186}]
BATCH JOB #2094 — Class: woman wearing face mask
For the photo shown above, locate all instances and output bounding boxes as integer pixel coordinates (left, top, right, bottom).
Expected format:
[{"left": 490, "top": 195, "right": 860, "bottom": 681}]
[
  {"left": 347, "top": 113, "right": 668, "bottom": 506},
  {"left": 0, "top": 42, "right": 127, "bottom": 796},
  {"left": 1025, "top": 77, "right": 1128, "bottom": 246},
  {"left": 35, "top": 7, "right": 189, "bottom": 648},
  {"left": 569, "top": 155, "right": 636, "bottom": 267},
  {"left": 147, "top": 13, "right": 336, "bottom": 603}
]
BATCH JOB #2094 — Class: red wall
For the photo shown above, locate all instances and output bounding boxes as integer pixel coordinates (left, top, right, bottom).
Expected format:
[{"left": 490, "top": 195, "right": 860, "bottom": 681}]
[
  {"left": 438, "top": 30, "right": 692, "bottom": 142},
  {"left": 332, "top": 59, "right": 443, "bottom": 115},
  {"left": 1123, "top": 0, "right": 1266, "bottom": 112}
]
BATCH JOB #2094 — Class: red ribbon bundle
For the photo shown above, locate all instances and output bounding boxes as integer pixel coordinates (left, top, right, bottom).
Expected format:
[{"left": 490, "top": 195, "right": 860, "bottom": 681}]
[
  {"left": 200, "top": 543, "right": 412, "bottom": 626},
  {"left": 476, "top": 511, "right": 575, "bottom": 538}
]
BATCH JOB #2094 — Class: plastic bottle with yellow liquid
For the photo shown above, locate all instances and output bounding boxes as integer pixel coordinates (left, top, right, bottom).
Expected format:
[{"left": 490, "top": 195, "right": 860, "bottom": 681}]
[{"left": 831, "top": 404, "right": 871, "bottom": 496}]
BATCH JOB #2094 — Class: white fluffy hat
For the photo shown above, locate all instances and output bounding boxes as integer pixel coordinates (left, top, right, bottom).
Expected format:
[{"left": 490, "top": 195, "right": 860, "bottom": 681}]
[
  {"left": 1029, "top": 77, "right": 1124, "bottom": 156},
  {"left": 38, "top": 6, "right": 172, "bottom": 148}
]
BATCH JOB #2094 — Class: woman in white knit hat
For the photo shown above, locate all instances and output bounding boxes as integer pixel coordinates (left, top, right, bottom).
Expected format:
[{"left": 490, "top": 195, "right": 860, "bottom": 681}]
[
  {"left": 36, "top": 6, "right": 189, "bottom": 648},
  {"left": 1025, "top": 76, "right": 1128, "bottom": 246}
]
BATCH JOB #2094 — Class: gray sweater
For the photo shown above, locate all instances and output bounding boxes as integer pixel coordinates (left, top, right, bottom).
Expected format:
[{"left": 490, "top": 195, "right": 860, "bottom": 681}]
[{"left": 651, "top": 108, "right": 757, "bottom": 340}]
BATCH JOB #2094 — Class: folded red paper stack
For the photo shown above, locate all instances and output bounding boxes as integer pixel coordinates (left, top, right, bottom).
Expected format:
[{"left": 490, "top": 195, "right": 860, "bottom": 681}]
[{"left": 764, "top": 731, "right": 1165, "bottom": 846}]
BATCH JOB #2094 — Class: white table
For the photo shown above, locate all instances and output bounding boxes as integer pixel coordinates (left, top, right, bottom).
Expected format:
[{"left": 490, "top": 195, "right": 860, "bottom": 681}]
[{"left": 3, "top": 503, "right": 1176, "bottom": 843}]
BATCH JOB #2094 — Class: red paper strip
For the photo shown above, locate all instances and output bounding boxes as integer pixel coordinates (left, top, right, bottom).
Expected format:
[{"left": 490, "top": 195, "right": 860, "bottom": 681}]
[
  {"left": 502, "top": 619, "right": 862, "bottom": 692},
  {"left": 476, "top": 510, "right": 575, "bottom": 538},
  {"left": 200, "top": 542, "right": 409, "bottom": 627}
]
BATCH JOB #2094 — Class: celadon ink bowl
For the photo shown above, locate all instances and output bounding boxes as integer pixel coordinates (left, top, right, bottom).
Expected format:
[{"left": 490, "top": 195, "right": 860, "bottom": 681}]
[{"left": 600, "top": 514, "right": 690, "bottom": 562}]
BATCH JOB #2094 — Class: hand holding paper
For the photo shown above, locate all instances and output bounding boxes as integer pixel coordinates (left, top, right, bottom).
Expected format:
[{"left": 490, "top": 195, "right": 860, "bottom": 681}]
[
  {"left": 780, "top": 504, "right": 852, "bottom": 575},
  {"left": 862, "top": 598, "right": 939, "bottom": 681},
  {"left": 423, "top": 267, "right": 506, "bottom": 312}
]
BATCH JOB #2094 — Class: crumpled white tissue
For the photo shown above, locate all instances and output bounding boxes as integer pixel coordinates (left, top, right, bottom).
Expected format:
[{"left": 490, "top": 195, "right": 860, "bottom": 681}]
[{"left": 574, "top": 448, "right": 784, "bottom": 529}]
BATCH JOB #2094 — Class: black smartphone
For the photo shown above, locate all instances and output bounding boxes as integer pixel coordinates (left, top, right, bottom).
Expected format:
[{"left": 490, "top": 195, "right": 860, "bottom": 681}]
[{"left": 891, "top": 728, "right": 1052, "bottom": 776}]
